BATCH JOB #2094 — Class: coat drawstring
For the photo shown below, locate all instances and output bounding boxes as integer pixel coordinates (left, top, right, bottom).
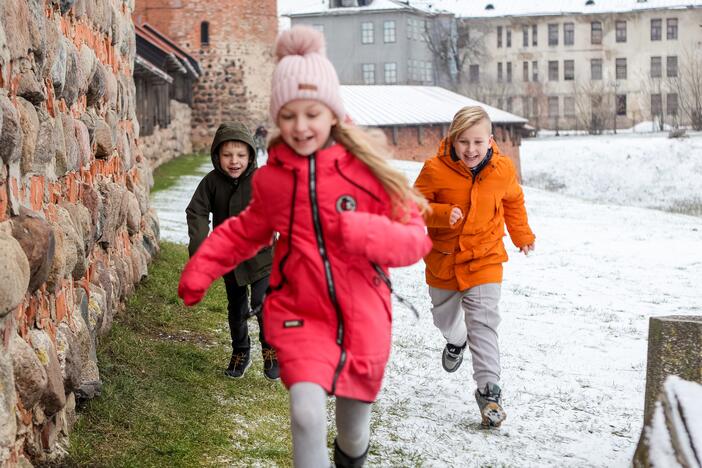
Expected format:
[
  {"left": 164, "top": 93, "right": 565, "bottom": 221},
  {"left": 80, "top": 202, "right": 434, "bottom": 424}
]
[{"left": 371, "top": 262, "right": 420, "bottom": 319}]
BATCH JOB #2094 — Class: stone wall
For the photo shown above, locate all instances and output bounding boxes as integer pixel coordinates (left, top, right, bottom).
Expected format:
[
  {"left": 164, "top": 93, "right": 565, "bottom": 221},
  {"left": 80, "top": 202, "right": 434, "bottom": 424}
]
[
  {"left": 0, "top": 0, "right": 158, "bottom": 465},
  {"left": 133, "top": 0, "right": 277, "bottom": 150},
  {"left": 139, "top": 99, "right": 193, "bottom": 168}
]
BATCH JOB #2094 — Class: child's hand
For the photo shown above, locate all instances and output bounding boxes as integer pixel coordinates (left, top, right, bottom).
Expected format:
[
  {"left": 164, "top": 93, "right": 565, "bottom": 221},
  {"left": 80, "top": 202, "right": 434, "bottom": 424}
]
[
  {"left": 519, "top": 242, "right": 535, "bottom": 256},
  {"left": 449, "top": 207, "right": 463, "bottom": 226},
  {"left": 178, "top": 270, "right": 212, "bottom": 306}
]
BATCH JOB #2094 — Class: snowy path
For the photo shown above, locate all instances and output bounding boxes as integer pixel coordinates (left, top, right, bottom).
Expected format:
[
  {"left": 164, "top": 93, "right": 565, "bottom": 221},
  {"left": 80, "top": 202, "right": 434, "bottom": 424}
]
[{"left": 152, "top": 150, "right": 702, "bottom": 467}]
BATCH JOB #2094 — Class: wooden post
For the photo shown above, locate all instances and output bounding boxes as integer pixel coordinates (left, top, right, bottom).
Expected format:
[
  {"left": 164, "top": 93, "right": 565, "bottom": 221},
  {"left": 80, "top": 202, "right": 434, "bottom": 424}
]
[{"left": 643, "top": 316, "right": 702, "bottom": 424}]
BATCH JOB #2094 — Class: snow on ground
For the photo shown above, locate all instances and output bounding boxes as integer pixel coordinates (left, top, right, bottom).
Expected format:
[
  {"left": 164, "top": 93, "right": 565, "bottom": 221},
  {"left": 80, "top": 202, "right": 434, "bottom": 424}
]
[
  {"left": 521, "top": 132, "right": 702, "bottom": 216},
  {"left": 151, "top": 134, "right": 702, "bottom": 467}
]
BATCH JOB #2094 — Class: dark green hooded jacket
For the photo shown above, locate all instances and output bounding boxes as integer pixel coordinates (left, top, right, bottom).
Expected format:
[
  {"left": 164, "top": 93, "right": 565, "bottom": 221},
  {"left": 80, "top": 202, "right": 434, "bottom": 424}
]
[{"left": 186, "top": 122, "right": 273, "bottom": 285}]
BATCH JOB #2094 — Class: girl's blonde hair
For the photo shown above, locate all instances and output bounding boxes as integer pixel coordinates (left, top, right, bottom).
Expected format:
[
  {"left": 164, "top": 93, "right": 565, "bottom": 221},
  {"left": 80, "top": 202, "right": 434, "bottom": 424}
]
[
  {"left": 447, "top": 106, "right": 492, "bottom": 146},
  {"left": 269, "top": 123, "right": 428, "bottom": 219}
]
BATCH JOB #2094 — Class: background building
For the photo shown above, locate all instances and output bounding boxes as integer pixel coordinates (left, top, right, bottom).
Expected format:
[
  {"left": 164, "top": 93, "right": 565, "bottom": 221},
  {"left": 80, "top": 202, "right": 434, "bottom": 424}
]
[
  {"left": 341, "top": 85, "right": 527, "bottom": 176},
  {"left": 289, "top": 0, "right": 457, "bottom": 88},
  {"left": 134, "top": 0, "right": 277, "bottom": 149},
  {"left": 451, "top": 0, "right": 702, "bottom": 131}
]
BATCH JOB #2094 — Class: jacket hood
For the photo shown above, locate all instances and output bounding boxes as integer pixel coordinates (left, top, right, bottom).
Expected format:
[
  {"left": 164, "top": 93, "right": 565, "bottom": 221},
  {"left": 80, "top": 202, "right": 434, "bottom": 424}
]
[{"left": 210, "top": 122, "right": 257, "bottom": 180}]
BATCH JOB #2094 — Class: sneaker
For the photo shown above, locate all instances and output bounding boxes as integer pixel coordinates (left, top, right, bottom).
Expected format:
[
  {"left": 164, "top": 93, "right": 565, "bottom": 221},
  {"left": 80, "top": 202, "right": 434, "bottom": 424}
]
[
  {"left": 262, "top": 346, "right": 280, "bottom": 381},
  {"left": 224, "top": 348, "right": 251, "bottom": 378},
  {"left": 441, "top": 342, "right": 467, "bottom": 373},
  {"left": 475, "top": 383, "right": 507, "bottom": 428}
]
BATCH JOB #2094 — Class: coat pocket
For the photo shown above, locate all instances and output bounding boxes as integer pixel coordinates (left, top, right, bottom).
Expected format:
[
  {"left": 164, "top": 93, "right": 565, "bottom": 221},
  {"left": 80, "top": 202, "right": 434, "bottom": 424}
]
[{"left": 425, "top": 248, "right": 456, "bottom": 281}]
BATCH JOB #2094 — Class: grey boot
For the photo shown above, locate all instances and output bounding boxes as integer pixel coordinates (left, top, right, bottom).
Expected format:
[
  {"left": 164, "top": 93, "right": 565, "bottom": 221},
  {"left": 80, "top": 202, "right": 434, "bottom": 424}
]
[
  {"left": 475, "top": 382, "right": 507, "bottom": 428},
  {"left": 334, "top": 438, "right": 369, "bottom": 468}
]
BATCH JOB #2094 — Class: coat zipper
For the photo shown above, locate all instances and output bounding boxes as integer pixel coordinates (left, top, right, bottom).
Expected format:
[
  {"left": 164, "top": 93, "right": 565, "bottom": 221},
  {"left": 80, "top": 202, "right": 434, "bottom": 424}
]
[{"left": 309, "top": 154, "right": 347, "bottom": 394}]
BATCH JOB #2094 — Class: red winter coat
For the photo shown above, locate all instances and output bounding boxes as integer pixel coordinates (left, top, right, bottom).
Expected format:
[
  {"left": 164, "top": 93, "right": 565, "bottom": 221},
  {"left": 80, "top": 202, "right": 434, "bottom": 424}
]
[{"left": 178, "top": 142, "right": 431, "bottom": 402}]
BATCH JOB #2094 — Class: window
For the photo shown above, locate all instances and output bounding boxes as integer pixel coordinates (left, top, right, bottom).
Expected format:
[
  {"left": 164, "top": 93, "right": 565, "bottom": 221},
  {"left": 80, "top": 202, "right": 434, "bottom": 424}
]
[
  {"left": 564, "top": 60, "right": 574, "bottom": 80},
  {"left": 497, "top": 62, "right": 503, "bottom": 82},
  {"left": 651, "top": 56, "right": 662, "bottom": 78},
  {"left": 591, "top": 58, "right": 603, "bottom": 80},
  {"left": 651, "top": 19, "right": 662, "bottom": 41},
  {"left": 469, "top": 64, "right": 480, "bottom": 83},
  {"left": 407, "top": 18, "right": 422, "bottom": 40},
  {"left": 533, "top": 96, "right": 540, "bottom": 116},
  {"left": 523, "top": 25, "right": 529, "bottom": 47},
  {"left": 564, "top": 22, "right": 575, "bottom": 46},
  {"left": 667, "top": 93, "right": 678, "bottom": 115},
  {"left": 616, "top": 21, "right": 627, "bottom": 42},
  {"left": 200, "top": 21, "right": 209, "bottom": 46},
  {"left": 506, "top": 96, "right": 513, "bottom": 112},
  {"left": 651, "top": 93, "right": 662, "bottom": 116},
  {"left": 506, "top": 62, "right": 512, "bottom": 82},
  {"left": 667, "top": 18, "right": 678, "bottom": 40},
  {"left": 532, "top": 60, "right": 538, "bottom": 81},
  {"left": 532, "top": 24, "right": 538, "bottom": 46},
  {"left": 384, "top": 62, "right": 397, "bottom": 83},
  {"left": 423, "top": 61, "right": 434, "bottom": 83},
  {"left": 522, "top": 96, "right": 531, "bottom": 116},
  {"left": 564, "top": 96, "right": 575, "bottom": 117},
  {"left": 548, "top": 96, "right": 559, "bottom": 117},
  {"left": 616, "top": 58, "right": 627, "bottom": 80},
  {"left": 361, "top": 21, "right": 374, "bottom": 44},
  {"left": 384, "top": 20, "right": 396, "bottom": 43},
  {"left": 523, "top": 61, "right": 529, "bottom": 81},
  {"left": 548, "top": 60, "right": 559, "bottom": 81},
  {"left": 498, "top": 98, "right": 503, "bottom": 109},
  {"left": 548, "top": 23, "right": 559, "bottom": 46},
  {"left": 362, "top": 63, "right": 375, "bottom": 84},
  {"left": 497, "top": 26, "right": 503, "bottom": 47},
  {"left": 506, "top": 29, "right": 512, "bottom": 47},
  {"left": 591, "top": 21, "right": 602, "bottom": 44},
  {"left": 667, "top": 56, "right": 678, "bottom": 77},
  {"left": 616, "top": 94, "right": 627, "bottom": 116}
]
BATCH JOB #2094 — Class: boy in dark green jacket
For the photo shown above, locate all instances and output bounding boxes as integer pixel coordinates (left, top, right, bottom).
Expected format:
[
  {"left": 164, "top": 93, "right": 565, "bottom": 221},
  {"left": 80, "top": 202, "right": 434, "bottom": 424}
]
[{"left": 186, "top": 122, "right": 277, "bottom": 380}]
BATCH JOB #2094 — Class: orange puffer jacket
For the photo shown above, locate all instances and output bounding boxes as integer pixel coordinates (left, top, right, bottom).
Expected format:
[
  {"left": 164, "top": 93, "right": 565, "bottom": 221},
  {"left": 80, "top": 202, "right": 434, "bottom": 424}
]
[{"left": 414, "top": 138, "right": 535, "bottom": 291}]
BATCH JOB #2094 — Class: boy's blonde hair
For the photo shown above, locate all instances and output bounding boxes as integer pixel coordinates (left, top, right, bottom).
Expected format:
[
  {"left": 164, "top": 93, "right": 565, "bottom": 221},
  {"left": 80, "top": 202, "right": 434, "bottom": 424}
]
[
  {"left": 447, "top": 106, "right": 492, "bottom": 146},
  {"left": 269, "top": 124, "right": 428, "bottom": 218}
]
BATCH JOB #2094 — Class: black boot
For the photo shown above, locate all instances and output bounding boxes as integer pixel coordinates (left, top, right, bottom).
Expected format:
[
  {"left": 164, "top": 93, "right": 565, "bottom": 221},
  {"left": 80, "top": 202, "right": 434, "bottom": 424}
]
[
  {"left": 333, "top": 438, "right": 369, "bottom": 468},
  {"left": 224, "top": 343, "right": 251, "bottom": 379},
  {"left": 261, "top": 344, "right": 280, "bottom": 381}
]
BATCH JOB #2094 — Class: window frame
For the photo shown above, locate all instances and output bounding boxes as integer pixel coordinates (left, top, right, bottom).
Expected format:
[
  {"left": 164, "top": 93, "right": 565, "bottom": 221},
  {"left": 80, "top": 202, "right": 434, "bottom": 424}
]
[
  {"left": 361, "top": 21, "right": 375, "bottom": 44},
  {"left": 591, "top": 21, "right": 602, "bottom": 45},
  {"left": 383, "top": 20, "right": 396, "bottom": 43}
]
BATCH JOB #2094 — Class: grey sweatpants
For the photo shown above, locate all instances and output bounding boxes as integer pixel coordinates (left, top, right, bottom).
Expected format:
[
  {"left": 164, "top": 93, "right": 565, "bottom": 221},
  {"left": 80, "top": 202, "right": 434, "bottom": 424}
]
[
  {"left": 289, "top": 382, "right": 371, "bottom": 467},
  {"left": 429, "top": 283, "right": 502, "bottom": 388}
]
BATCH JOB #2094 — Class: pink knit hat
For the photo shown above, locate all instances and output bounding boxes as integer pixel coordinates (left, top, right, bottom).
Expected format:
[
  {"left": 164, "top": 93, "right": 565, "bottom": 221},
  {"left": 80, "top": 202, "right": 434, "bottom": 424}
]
[{"left": 269, "top": 26, "right": 346, "bottom": 122}]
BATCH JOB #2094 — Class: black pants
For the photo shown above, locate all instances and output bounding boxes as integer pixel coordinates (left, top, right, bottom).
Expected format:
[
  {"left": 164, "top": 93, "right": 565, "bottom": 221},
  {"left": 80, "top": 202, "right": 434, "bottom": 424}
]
[{"left": 223, "top": 274, "right": 270, "bottom": 352}]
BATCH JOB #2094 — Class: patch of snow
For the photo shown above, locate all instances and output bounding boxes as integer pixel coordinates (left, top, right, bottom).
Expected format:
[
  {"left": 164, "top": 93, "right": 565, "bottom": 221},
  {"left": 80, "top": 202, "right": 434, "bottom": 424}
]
[{"left": 647, "top": 402, "right": 679, "bottom": 468}]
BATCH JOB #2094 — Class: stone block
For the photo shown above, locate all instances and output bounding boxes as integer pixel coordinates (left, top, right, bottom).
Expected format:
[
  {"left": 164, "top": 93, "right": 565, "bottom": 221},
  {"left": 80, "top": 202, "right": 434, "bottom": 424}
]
[
  {"left": 11, "top": 208, "right": 55, "bottom": 293},
  {"left": 0, "top": 95, "right": 23, "bottom": 166},
  {"left": 10, "top": 333, "right": 47, "bottom": 410},
  {"left": 28, "top": 329, "right": 66, "bottom": 417},
  {"left": 0, "top": 230, "right": 30, "bottom": 316},
  {"left": 0, "top": 347, "right": 18, "bottom": 455}
]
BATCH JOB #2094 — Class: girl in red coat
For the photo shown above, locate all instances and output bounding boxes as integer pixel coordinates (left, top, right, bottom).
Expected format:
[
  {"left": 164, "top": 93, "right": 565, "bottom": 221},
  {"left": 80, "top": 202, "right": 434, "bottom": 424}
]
[{"left": 178, "top": 26, "right": 431, "bottom": 467}]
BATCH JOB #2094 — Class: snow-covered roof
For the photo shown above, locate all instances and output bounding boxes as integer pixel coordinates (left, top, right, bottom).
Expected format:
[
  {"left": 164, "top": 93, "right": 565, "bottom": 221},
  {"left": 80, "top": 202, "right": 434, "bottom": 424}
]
[
  {"left": 286, "top": 0, "right": 440, "bottom": 17},
  {"left": 341, "top": 85, "right": 527, "bottom": 126},
  {"left": 431, "top": 0, "right": 702, "bottom": 19}
]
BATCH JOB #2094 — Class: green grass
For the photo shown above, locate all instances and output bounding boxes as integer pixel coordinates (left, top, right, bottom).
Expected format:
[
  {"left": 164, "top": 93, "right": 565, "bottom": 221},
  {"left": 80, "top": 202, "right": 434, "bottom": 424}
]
[
  {"left": 63, "top": 242, "right": 292, "bottom": 467},
  {"left": 151, "top": 154, "right": 210, "bottom": 194}
]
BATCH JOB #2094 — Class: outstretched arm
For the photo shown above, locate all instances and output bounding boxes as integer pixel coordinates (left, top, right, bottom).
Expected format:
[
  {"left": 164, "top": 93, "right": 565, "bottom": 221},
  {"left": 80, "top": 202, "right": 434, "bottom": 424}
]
[
  {"left": 178, "top": 180, "right": 273, "bottom": 305},
  {"left": 339, "top": 204, "right": 432, "bottom": 268},
  {"left": 503, "top": 167, "right": 536, "bottom": 251}
]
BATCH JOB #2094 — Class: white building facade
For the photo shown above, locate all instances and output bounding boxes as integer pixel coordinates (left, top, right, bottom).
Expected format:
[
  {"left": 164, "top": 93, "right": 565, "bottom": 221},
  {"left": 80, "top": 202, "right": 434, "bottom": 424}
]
[{"left": 455, "top": 1, "right": 702, "bottom": 131}]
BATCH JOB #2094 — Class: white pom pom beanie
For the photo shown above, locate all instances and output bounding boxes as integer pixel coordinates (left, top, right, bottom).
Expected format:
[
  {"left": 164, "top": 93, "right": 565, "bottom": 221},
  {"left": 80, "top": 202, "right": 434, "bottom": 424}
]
[{"left": 269, "top": 25, "right": 346, "bottom": 123}]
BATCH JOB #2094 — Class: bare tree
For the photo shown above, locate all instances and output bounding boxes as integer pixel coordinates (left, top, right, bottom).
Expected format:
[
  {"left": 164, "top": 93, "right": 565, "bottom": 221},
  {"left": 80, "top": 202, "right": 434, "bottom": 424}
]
[
  {"left": 425, "top": 17, "right": 487, "bottom": 90},
  {"left": 670, "top": 47, "right": 702, "bottom": 130},
  {"left": 573, "top": 81, "right": 611, "bottom": 134}
]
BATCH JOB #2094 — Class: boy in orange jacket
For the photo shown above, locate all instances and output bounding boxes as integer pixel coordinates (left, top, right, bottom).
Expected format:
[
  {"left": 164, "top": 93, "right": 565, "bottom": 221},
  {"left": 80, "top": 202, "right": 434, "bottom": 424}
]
[{"left": 414, "top": 106, "right": 535, "bottom": 428}]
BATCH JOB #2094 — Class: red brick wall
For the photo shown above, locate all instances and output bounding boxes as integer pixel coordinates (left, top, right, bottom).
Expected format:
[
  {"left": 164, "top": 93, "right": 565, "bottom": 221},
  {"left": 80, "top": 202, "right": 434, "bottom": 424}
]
[
  {"left": 381, "top": 124, "right": 523, "bottom": 180},
  {"left": 133, "top": 0, "right": 277, "bottom": 149}
]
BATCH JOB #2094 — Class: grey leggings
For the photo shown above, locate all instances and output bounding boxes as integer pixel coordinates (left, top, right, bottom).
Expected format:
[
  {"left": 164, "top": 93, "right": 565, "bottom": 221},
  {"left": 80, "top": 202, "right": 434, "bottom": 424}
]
[{"left": 290, "top": 382, "right": 371, "bottom": 467}]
